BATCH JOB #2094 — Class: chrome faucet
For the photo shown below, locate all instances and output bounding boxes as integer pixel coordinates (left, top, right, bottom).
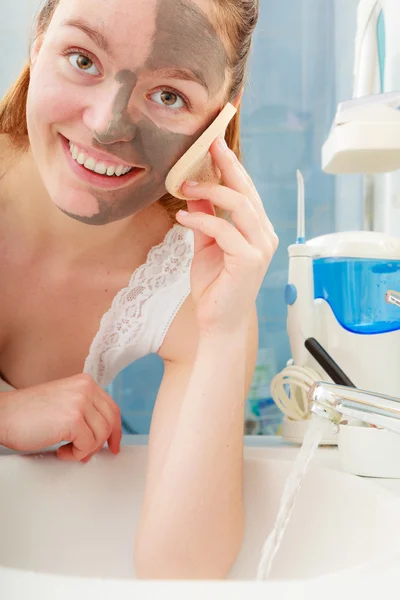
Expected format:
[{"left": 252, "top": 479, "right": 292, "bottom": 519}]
[{"left": 309, "top": 381, "right": 400, "bottom": 435}]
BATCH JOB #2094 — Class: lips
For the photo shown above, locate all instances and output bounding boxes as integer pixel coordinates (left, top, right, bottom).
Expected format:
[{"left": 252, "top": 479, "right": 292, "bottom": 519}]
[
  {"left": 60, "top": 134, "right": 147, "bottom": 190},
  {"left": 65, "top": 135, "right": 140, "bottom": 169}
]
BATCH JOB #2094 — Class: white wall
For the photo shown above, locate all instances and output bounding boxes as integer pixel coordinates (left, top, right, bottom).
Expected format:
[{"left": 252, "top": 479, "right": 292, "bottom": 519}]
[{"left": 0, "top": 0, "right": 43, "bottom": 96}]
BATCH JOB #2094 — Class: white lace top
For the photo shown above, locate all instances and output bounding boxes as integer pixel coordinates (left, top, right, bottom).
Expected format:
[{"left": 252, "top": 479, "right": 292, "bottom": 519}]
[{"left": 0, "top": 224, "right": 194, "bottom": 392}]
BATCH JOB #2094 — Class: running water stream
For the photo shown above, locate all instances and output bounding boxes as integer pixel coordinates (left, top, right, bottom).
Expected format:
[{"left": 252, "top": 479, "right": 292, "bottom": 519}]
[{"left": 256, "top": 416, "right": 333, "bottom": 580}]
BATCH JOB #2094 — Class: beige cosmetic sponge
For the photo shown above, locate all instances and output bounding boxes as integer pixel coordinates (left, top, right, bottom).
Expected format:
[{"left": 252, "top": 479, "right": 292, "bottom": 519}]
[{"left": 165, "top": 102, "right": 237, "bottom": 200}]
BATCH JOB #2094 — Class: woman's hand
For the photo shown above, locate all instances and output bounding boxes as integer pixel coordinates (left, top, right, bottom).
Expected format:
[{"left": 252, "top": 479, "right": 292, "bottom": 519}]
[
  {"left": 176, "top": 137, "right": 278, "bottom": 335},
  {"left": 0, "top": 374, "right": 121, "bottom": 461}
]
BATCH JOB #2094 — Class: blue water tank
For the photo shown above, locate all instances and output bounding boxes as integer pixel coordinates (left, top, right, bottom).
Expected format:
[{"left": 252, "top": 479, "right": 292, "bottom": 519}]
[{"left": 313, "top": 257, "right": 400, "bottom": 334}]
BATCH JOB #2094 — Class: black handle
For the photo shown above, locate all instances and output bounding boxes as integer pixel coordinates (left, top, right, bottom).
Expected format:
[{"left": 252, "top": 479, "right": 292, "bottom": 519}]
[{"left": 305, "top": 337, "right": 356, "bottom": 388}]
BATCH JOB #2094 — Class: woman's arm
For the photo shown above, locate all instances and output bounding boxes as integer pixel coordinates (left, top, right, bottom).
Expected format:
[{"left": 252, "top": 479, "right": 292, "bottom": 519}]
[
  {"left": 134, "top": 304, "right": 258, "bottom": 579},
  {"left": 135, "top": 137, "right": 277, "bottom": 579}
]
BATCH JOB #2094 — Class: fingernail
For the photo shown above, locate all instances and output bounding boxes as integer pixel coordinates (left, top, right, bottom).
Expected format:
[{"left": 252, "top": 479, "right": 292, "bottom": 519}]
[
  {"left": 178, "top": 210, "right": 189, "bottom": 216},
  {"left": 185, "top": 180, "right": 199, "bottom": 187},
  {"left": 218, "top": 136, "right": 228, "bottom": 152}
]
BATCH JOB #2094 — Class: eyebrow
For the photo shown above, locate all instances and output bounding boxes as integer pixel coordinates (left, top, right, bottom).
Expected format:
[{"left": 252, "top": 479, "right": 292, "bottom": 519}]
[
  {"left": 60, "top": 18, "right": 112, "bottom": 57},
  {"left": 150, "top": 67, "right": 210, "bottom": 96}
]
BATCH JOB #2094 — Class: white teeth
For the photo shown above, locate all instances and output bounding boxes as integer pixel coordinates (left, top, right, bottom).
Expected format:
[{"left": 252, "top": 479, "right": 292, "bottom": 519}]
[
  {"left": 94, "top": 162, "right": 107, "bottom": 175},
  {"left": 67, "top": 141, "right": 132, "bottom": 177},
  {"left": 84, "top": 157, "right": 96, "bottom": 171}
]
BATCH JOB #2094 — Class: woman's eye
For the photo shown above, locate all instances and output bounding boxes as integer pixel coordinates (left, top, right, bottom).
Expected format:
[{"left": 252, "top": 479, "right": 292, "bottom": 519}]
[
  {"left": 68, "top": 53, "right": 99, "bottom": 76},
  {"left": 151, "top": 90, "right": 185, "bottom": 109}
]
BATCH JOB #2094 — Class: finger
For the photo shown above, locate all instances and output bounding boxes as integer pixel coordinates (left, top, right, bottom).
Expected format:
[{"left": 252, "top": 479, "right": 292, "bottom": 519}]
[
  {"left": 81, "top": 454, "right": 93, "bottom": 464},
  {"left": 234, "top": 160, "right": 264, "bottom": 205},
  {"left": 108, "top": 424, "right": 123, "bottom": 455},
  {"left": 182, "top": 182, "right": 265, "bottom": 248},
  {"left": 93, "top": 391, "right": 122, "bottom": 455},
  {"left": 209, "top": 138, "right": 274, "bottom": 231},
  {"left": 58, "top": 406, "right": 110, "bottom": 462},
  {"left": 236, "top": 162, "right": 275, "bottom": 232},
  {"left": 57, "top": 417, "right": 96, "bottom": 462},
  {"left": 209, "top": 137, "right": 249, "bottom": 195},
  {"left": 84, "top": 403, "right": 113, "bottom": 450},
  {"left": 57, "top": 443, "right": 78, "bottom": 461},
  {"left": 185, "top": 197, "right": 216, "bottom": 254},
  {"left": 176, "top": 210, "right": 252, "bottom": 258},
  {"left": 81, "top": 446, "right": 105, "bottom": 464}
]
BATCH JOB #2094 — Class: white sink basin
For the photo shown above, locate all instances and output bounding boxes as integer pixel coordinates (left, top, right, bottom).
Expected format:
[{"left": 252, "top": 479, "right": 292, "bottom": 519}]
[{"left": 1, "top": 445, "right": 400, "bottom": 596}]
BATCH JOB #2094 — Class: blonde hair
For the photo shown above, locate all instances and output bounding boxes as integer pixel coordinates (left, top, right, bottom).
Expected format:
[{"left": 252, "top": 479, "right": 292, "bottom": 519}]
[{"left": 0, "top": 0, "right": 259, "bottom": 218}]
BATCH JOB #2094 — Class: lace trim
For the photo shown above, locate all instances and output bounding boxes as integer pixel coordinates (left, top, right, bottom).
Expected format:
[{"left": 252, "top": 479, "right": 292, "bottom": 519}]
[{"left": 83, "top": 224, "right": 193, "bottom": 386}]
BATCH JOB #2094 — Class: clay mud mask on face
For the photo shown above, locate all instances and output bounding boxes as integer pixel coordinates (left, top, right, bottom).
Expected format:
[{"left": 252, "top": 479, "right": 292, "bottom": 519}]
[
  {"left": 65, "top": 0, "right": 228, "bottom": 225},
  {"left": 165, "top": 103, "right": 237, "bottom": 200}
]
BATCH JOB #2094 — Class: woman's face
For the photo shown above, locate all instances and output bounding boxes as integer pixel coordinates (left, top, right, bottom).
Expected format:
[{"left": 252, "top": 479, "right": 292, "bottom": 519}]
[{"left": 26, "top": 0, "right": 229, "bottom": 225}]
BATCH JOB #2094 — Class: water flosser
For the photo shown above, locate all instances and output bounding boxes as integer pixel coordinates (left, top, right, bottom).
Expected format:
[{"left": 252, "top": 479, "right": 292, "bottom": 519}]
[{"left": 286, "top": 171, "right": 314, "bottom": 368}]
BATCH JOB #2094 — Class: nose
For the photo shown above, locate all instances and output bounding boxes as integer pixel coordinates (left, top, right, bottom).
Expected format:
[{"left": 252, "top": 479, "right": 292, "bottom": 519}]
[
  {"left": 94, "top": 115, "right": 137, "bottom": 145},
  {"left": 87, "top": 74, "right": 138, "bottom": 144}
]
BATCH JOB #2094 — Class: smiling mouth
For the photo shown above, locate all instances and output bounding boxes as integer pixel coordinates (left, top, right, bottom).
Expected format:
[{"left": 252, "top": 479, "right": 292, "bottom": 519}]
[
  {"left": 69, "top": 142, "right": 134, "bottom": 177},
  {"left": 68, "top": 140, "right": 137, "bottom": 177},
  {"left": 60, "top": 134, "right": 146, "bottom": 189}
]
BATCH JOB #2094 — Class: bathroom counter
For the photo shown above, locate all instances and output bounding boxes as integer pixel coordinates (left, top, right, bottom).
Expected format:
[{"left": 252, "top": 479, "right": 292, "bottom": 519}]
[
  {"left": 119, "top": 433, "right": 400, "bottom": 496},
  {"left": 3, "top": 433, "right": 399, "bottom": 494}
]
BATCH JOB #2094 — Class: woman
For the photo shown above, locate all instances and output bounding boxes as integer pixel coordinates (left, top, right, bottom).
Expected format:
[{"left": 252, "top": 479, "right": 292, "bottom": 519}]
[{"left": 0, "top": 0, "right": 278, "bottom": 579}]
